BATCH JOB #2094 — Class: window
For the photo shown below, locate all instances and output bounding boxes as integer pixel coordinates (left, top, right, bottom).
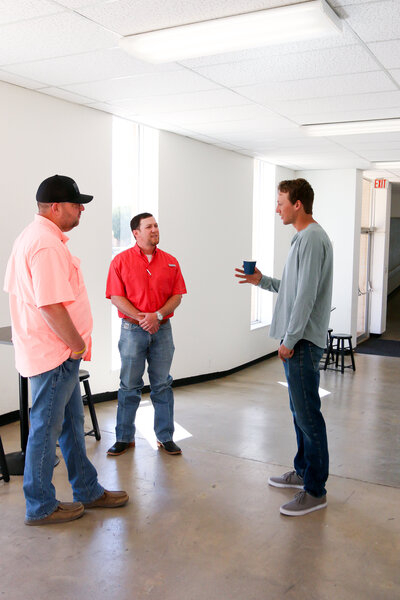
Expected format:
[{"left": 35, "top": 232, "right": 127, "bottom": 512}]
[
  {"left": 251, "top": 160, "right": 275, "bottom": 329},
  {"left": 111, "top": 118, "right": 159, "bottom": 369}
]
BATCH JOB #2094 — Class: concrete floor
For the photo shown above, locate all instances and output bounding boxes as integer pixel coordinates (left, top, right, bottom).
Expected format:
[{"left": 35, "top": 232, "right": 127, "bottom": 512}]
[{"left": 1, "top": 348, "right": 399, "bottom": 600}]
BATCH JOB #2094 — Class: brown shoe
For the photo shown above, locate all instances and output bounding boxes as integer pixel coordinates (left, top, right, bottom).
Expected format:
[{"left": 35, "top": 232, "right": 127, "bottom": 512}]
[
  {"left": 25, "top": 502, "right": 84, "bottom": 526},
  {"left": 83, "top": 490, "right": 129, "bottom": 509}
]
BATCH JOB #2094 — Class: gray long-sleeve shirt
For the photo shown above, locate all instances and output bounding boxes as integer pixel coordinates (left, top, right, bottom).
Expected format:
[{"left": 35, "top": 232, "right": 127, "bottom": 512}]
[{"left": 259, "top": 222, "right": 333, "bottom": 350}]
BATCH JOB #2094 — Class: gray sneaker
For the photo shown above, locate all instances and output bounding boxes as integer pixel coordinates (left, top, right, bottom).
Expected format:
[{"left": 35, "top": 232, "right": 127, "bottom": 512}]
[
  {"left": 280, "top": 491, "right": 327, "bottom": 516},
  {"left": 268, "top": 470, "right": 304, "bottom": 489}
]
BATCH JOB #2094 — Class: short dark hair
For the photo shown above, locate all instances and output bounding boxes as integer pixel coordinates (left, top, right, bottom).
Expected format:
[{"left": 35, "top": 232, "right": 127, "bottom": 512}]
[
  {"left": 278, "top": 179, "right": 314, "bottom": 214},
  {"left": 130, "top": 212, "right": 153, "bottom": 232}
]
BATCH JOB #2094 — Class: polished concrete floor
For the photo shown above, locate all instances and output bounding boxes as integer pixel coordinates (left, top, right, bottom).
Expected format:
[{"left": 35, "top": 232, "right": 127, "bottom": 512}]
[{"left": 1, "top": 348, "right": 399, "bottom": 600}]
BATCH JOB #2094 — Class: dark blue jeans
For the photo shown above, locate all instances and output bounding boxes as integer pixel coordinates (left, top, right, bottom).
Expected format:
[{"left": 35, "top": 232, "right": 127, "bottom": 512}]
[{"left": 283, "top": 339, "right": 329, "bottom": 497}]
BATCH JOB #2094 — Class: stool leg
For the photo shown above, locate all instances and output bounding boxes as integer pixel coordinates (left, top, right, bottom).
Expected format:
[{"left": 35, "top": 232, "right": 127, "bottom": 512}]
[
  {"left": 348, "top": 338, "right": 356, "bottom": 371},
  {"left": 340, "top": 339, "right": 345, "bottom": 374},
  {"left": 83, "top": 380, "right": 101, "bottom": 441},
  {"left": 335, "top": 340, "right": 339, "bottom": 369},
  {"left": 0, "top": 436, "right": 10, "bottom": 482},
  {"left": 324, "top": 339, "right": 333, "bottom": 370}
]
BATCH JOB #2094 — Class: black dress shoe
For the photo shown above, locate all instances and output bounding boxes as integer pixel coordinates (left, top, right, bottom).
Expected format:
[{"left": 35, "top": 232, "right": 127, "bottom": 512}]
[
  {"left": 107, "top": 441, "right": 135, "bottom": 456},
  {"left": 157, "top": 440, "right": 182, "bottom": 455}
]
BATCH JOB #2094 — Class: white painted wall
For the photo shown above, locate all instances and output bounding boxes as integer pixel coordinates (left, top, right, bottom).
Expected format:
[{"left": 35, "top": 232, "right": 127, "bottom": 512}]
[
  {"left": 158, "top": 132, "right": 281, "bottom": 379},
  {"left": 391, "top": 184, "right": 400, "bottom": 217},
  {"left": 0, "top": 80, "right": 364, "bottom": 417},
  {"left": 297, "top": 169, "right": 363, "bottom": 344},
  {"left": 0, "top": 81, "right": 113, "bottom": 414}
]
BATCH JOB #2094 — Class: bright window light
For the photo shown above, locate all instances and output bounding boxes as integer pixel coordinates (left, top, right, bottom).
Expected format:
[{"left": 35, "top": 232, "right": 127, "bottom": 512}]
[
  {"left": 303, "top": 118, "right": 400, "bottom": 137},
  {"left": 135, "top": 401, "right": 192, "bottom": 449},
  {"left": 111, "top": 118, "right": 159, "bottom": 370},
  {"left": 119, "top": 0, "right": 341, "bottom": 63},
  {"left": 278, "top": 381, "right": 331, "bottom": 398},
  {"left": 251, "top": 160, "right": 275, "bottom": 329}
]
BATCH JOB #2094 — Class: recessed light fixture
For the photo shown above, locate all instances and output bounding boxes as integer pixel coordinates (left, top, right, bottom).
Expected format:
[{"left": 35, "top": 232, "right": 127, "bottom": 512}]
[
  {"left": 373, "top": 161, "right": 400, "bottom": 169},
  {"left": 302, "top": 118, "right": 400, "bottom": 136},
  {"left": 119, "top": 0, "right": 341, "bottom": 63}
]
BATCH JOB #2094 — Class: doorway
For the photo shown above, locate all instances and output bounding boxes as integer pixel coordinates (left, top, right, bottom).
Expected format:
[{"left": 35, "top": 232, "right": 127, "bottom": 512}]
[{"left": 357, "top": 179, "right": 374, "bottom": 343}]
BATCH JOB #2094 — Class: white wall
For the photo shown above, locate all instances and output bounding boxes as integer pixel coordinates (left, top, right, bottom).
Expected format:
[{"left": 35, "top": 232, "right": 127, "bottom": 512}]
[
  {"left": 297, "top": 169, "right": 363, "bottom": 343},
  {"left": 0, "top": 81, "right": 113, "bottom": 414},
  {"left": 0, "top": 80, "right": 364, "bottom": 417},
  {"left": 158, "top": 132, "right": 280, "bottom": 379},
  {"left": 391, "top": 184, "right": 400, "bottom": 217}
]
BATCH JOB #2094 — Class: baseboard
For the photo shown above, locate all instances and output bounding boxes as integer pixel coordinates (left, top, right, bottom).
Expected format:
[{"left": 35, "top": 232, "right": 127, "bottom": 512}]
[
  {"left": 0, "top": 351, "right": 278, "bottom": 422},
  {"left": 0, "top": 410, "right": 19, "bottom": 427},
  {"left": 92, "top": 350, "right": 277, "bottom": 403}
]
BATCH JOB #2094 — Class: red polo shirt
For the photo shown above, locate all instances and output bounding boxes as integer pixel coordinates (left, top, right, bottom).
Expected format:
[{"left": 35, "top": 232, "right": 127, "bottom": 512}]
[{"left": 106, "top": 244, "right": 187, "bottom": 319}]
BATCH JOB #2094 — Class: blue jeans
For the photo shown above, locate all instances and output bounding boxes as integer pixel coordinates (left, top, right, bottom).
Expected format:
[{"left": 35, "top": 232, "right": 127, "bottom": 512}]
[
  {"left": 283, "top": 339, "right": 329, "bottom": 497},
  {"left": 116, "top": 319, "right": 175, "bottom": 444},
  {"left": 24, "top": 358, "right": 104, "bottom": 521}
]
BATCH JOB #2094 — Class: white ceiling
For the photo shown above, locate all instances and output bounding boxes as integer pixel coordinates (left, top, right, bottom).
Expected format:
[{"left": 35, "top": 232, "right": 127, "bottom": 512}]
[{"left": 1, "top": 0, "right": 400, "bottom": 181}]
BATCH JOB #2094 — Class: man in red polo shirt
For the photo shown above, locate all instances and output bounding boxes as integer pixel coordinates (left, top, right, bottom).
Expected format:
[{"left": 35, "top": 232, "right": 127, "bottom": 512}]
[{"left": 106, "top": 213, "right": 187, "bottom": 456}]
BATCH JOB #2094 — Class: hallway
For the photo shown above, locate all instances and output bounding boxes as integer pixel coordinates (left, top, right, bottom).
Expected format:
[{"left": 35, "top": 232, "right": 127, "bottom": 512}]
[{"left": 0, "top": 352, "right": 399, "bottom": 600}]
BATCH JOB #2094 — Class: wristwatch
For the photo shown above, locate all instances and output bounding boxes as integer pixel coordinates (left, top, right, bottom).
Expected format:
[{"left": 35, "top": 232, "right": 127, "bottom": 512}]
[{"left": 156, "top": 311, "right": 163, "bottom": 321}]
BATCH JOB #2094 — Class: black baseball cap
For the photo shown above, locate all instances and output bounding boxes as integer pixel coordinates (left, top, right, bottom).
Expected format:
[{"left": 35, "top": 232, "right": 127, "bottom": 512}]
[{"left": 36, "top": 175, "right": 93, "bottom": 204}]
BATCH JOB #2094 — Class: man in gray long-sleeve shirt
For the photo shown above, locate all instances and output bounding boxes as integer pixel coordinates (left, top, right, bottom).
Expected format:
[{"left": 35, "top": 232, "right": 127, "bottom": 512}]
[{"left": 236, "top": 178, "right": 333, "bottom": 517}]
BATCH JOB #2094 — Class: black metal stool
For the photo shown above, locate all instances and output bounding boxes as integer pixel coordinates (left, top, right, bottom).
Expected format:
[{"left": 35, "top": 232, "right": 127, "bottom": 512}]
[
  {"left": 321, "top": 328, "right": 334, "bottom": 367},
  {"left": 0, "top": 435, "right": 10, "bottom": 482},
  {"left": 79, "top": 370, "right": 101, "bottom": 440},
  {"left": 324, "top": 334, "right": 356, "bottom": 374}
]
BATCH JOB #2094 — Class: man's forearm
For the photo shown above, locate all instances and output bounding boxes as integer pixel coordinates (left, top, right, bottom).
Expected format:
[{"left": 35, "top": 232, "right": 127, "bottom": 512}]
[
  {"left": 39, "top": 303, "right": 85, "bottom": 351},
  {"left": 158, "top": 294, "right": 182, "bottom": 317},
  {"left": 111, "top": 296, "right": 141, "bottom": 319}
]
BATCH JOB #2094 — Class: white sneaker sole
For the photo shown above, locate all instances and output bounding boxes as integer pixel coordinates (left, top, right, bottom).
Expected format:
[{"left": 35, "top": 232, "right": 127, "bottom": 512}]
[
  {"left": 268, "top": 477, "right": 304, "bottom": 489},
  {"left": 280, "top": 500, "right": 327, "bottom": 516}
]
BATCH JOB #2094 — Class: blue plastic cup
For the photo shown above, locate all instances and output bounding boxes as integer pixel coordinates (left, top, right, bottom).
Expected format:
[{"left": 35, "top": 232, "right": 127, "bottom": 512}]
[{"left": 243, "top": 260, "right": 256, "bottom": 274}]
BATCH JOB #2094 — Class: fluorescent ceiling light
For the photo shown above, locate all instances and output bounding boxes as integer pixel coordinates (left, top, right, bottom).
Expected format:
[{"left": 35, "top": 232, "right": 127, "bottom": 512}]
[
  {"left": 119, "top": 0, "right": 341, "bottom": 63},
  {"left": 373, "top": 161, "right": 400, "bottom": 169},
  {"left": 303, "top": 118, "right": 400, "bottom": 136}
]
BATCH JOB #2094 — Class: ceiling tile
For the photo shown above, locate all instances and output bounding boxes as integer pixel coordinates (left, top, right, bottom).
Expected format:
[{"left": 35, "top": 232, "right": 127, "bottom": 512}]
[
  {"left": 76, "top": 0, "right": 300, "bottom": 36},
  {"left": 0, "top": 69, "right": 45, "bottom": 89},
  {"left": 64, "top": 70, "right": 219, "bottom": 102},
  {"left": 40, "top": 86, "right": 96, "bottom": 104},
  {"left": 0, "top": 0, "right": 63, "bottom": 25},
  {"left": 193, "top": 45, "right": 379, "bottom": 88},
  {"left": 294, "top": 107, "right": 400, "bottom": 125},
  {"left": 181, "top": 28, "right": 356, "bottom": 69},
  {"left": 368, "top": 40, "right": 400, "bottom": 69},
  {"left": 273, "top": 90, "right": 400, "bottom": 119},
  {"left": 234, "top": 71, "right": 397, "bottom": 105},
  {"left": 389, "top": 68, "right": 400, "bottom": 86},
  {"left": 0, "top": 11, "right": 119, "bottom": 65},
  {"left": 113, "top": 89, "right": 249, "bottom": 114},
  {"left": 147, "top": 104, "right": 284, "bottom": 126},
  {"left": 338, "top": 0, "right": 400, "bottom": 43},
  {"left": 3, "top": 48, "right": 181, "bottom": 87}
]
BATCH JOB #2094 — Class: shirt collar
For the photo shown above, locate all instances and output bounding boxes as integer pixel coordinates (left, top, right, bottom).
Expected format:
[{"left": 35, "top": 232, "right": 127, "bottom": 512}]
[
  {"left": 133, "top": 243, "right": 157, "bottom": 258},
  {"left": 35, "top": 214, "right": 69, "bottom": 244}
]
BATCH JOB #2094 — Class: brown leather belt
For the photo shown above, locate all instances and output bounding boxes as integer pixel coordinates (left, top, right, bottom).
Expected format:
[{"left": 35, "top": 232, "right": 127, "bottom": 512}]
[{"left": 124, "top": 317, "right": 169, "bottom": 325}]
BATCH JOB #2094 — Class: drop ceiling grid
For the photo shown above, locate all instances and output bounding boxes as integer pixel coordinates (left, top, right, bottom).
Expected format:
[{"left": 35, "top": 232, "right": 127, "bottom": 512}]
[{"left": 0, "top": 0, "right": 398, "bottom": 172}]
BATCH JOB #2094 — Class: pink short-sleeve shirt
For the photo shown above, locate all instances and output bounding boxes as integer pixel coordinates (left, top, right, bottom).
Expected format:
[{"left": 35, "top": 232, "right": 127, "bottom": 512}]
[{"left": 4, "top": 215, "right": 93, "bottom": 377}]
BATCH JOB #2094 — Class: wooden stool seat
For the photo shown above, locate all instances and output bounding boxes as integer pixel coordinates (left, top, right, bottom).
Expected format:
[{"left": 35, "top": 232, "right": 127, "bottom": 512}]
[{"left": 79, "top": 370, "right": 101, "bottom": 441}]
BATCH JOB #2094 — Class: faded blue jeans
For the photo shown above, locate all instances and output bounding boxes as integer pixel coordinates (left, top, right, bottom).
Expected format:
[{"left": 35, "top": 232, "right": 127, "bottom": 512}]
[
  {"left": 283, "top": 339, "right": 329, "bottom": 498},
  {"left": 116, "top": 319, "right": 175, "bottom": 444},
  {"left": 24, "top": 358, "right": 104, "bottom": 521}
]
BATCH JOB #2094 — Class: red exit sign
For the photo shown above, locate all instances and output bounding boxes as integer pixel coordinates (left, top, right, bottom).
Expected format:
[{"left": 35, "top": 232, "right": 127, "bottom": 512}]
[{"left": 374, "top": 178, "right": 387, "bottom": 189}]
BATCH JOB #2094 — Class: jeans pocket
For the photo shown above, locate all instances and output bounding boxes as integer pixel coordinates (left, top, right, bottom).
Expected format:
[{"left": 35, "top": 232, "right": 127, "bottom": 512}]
[{"left": 307, "top": 342, "right": 323, "bottom": 371}]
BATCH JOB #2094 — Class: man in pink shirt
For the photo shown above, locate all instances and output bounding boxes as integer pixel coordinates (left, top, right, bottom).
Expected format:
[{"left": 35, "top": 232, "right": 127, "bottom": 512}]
[{"left": 4, "top": 175, "right": 128, "bottom": 525}]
